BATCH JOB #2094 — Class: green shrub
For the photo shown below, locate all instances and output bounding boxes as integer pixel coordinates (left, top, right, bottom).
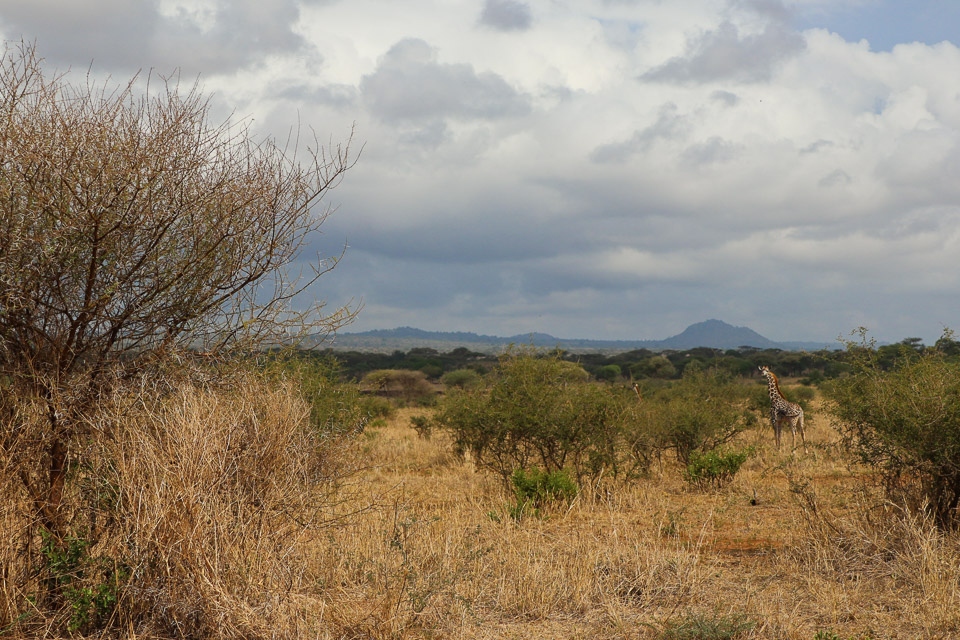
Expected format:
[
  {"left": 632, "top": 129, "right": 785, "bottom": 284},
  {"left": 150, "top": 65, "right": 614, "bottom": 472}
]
[
  {"left": 827, "top": 330, "right": 960, "bottom": 526},
  {"left": 440, "top": 368, "right": 482, "bottom": 390},
  {"left": 511, "top": 467, "right": 578, "bottom": 505},
  {"left": 431, "top": 347, "right": 639, "bottom": 482},
  {"left": 361, "top": 369, "right": 436, "bottom": 406},
  {"left": 266, "top": 353, "right": 371, "bottom": 436},
  {"left": 685, "top": 447, "right": 753, "bottom": 489},
  {"left": 635, "top": 355, "right": 677, "bottom": 379},
  {"left": 651, "top": 368, "right": 751, "bottom": 464},
  {"left": 507, "top": 468, "right": 578, "bottom": 520},
  {"left": 789, "top": 384, "right": 815, "bottom": 409},
  {"left": 40, "top": 530, "right": 128, "bottom": 633},
  {"left": 358, "top": 395, "right": 395, "bottom": 420},
  {"left": 410, "top": 414, "right": 432, "bottom": 438},
  {"left": 418, "top": 364, "right": 444, "bottom": 379},
  {"left": 595, "top": 364, "right": 622, "bottom": 381},
  {"left": 657, "top": 509, "right": 685, "bottom": 538}
]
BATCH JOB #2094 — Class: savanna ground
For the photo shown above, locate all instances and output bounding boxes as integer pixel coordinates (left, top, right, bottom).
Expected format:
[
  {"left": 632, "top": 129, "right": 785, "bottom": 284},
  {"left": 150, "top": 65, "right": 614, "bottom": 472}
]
[
  {"left": 4, "top": 372, "right": 960, "bottom": 639},
  {"left": 316, "top": 386, "right": 960, "bottom": 640}
]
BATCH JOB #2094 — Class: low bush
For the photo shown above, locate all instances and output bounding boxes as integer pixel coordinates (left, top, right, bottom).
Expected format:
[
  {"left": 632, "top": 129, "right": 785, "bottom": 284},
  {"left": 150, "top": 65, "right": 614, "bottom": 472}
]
[
  {"left": 39, "top": 529, "right": 127, "bottom": 633},
  {"left": 649, "top": 368, "right": 752, "bottom": 464},
  {"left": 633, "top": 355, "right": 677, "bottom": 379},
  {"left": 511, "top": 467, "right": 578, "bottom": 503},
  {"left": 595, "top": 364, "right": 622, "bottom": 381},
  {"left": 358, "top": 394, "right": 395, "bottom": 420},
  {"left": 684, "top": 447, "right": 753, "bottom": 490},
  {"left": 431, "top": 347, "right": 642, "bottom": 482},
  {"left": 410, "top": 413, "right": 432, "bottom": 438},
  {"left": 268, "top": 353, "right": 382, "bottom": 434},
  {"left": 509, "top": 467, "right": 579, "bottom": 519},
  {"left": 361, "top": 369, "right": 436, "bottom": 406},
  {"left": 440, "top": 368, "right": 482, "bottom": 390}
]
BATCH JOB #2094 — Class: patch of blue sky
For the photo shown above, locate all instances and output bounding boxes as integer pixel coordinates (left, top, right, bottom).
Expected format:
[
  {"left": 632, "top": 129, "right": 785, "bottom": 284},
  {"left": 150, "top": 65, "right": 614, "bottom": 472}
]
[{"left": 794, "top": 0, "right": 960, "bottom": 51}]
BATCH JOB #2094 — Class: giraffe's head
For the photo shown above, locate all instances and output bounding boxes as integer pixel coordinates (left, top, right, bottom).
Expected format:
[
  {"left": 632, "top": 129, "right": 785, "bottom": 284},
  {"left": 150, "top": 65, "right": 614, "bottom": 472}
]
[{"left": 758, "top": 365, "right": 773, "bottom": 378}]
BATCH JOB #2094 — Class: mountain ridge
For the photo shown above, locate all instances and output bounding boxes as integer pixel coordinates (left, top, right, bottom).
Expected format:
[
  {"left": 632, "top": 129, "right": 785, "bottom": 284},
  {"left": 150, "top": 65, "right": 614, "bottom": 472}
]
[{"left": 328, "top": 319, "right": 837, "bottom": 353}]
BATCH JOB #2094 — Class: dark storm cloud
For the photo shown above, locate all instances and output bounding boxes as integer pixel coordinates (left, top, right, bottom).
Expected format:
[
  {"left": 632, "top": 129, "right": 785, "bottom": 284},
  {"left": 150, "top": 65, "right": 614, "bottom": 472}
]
[
  {"left": 479, "top": 0, "right": 532, "bottom": 32},
  {"left": 359, "top": 38, "right": 530, "bottom": 122},
  {"left": 641, "top": 20, "right": 805, "bottom": 84},
  {"left": 0, "top": 0, "right": 310, "bottom": 75}
]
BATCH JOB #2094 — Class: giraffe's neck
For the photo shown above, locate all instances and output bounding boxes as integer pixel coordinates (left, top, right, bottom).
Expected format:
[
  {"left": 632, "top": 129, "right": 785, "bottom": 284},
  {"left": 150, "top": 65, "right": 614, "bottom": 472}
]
[{"left": 765, "top": 373, "right": 785, "bottom": 401}]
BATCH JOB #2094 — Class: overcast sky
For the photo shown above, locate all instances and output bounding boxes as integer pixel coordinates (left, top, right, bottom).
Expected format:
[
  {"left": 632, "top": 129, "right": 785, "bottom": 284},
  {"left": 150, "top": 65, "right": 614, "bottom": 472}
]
[{"left": 4, "top": 0, "right": 960, "bottom": 345}]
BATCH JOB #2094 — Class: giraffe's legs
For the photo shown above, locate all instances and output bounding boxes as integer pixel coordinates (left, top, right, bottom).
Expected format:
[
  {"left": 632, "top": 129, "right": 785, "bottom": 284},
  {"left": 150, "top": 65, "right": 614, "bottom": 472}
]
[
  {"left": 798, "top": 412, "right": 807, "bottom": 453},
  {"left": 771, "top": 409, "right": 781, "bottom": 449},
  {"left": 787, "top": 414, "right": 808, "bottom": 453}
]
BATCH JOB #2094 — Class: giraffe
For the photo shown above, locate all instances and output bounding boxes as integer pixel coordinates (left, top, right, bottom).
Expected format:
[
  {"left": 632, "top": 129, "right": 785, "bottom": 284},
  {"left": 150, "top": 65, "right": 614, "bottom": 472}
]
[{"left": 758, "top": 365, "right": 807, "bottom": 452}]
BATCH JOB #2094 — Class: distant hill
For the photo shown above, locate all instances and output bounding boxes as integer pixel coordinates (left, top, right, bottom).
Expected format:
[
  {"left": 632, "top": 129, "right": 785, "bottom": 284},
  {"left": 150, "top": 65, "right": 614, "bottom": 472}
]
[
  {"left": 658, "top": 319, "right": 781, "bottom": 350},
  {"left": 327, "top": 319, "right": 837, "bottom": 353}
]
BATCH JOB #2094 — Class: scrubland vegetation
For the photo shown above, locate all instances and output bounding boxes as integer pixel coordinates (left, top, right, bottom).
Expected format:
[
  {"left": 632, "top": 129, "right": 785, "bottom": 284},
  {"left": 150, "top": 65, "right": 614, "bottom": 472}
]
[
  {"left": 5, "top": 42, "right": 960, "bottom": 639},
  {"left": 7, "top": 339, "right": 960, "bottom": 638}
]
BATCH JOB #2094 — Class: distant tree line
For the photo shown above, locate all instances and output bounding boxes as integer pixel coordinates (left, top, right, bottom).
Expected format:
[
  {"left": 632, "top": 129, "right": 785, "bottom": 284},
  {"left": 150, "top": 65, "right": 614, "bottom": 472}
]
[{"left": 311, "top": 334, "right": 960, "bottom": 385}]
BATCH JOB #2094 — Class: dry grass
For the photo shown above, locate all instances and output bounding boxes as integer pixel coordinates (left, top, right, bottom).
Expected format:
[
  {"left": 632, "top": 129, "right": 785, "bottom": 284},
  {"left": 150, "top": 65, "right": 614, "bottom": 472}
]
[
  {"left": 1, "top": 374, "right": 362, "bottom": 639},
  {"left": 4, "top": 382, "right": 960, "bottom": 638},
  {"left": 318, "top": 398, "right": 960, "bottom": 639}
]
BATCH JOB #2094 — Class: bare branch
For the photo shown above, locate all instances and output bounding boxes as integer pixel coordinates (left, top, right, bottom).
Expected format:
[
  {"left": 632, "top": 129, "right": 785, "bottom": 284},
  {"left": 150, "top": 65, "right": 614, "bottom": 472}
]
[{"left": 0, "top": 41, "right": 357, "bottom": 537}]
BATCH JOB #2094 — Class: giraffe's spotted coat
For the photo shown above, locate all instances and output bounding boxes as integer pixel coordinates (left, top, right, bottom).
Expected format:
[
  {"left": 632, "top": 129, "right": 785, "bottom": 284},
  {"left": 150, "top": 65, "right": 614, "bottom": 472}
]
[{"left": 759, "top": 365, "right": 807, "bottom": 452}]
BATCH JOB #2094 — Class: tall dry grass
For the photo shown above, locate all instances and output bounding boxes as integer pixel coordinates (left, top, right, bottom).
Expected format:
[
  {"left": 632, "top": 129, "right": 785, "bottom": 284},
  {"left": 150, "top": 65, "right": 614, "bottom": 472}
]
[
  {"left": 5, "top": 379, "right": 960, "bottom": 639},
  {"left": 1, "top": 372, "right": 364, "bottom": 638},
  {"left": 784, "top": 477, "right": 960, "bottom": 637}
]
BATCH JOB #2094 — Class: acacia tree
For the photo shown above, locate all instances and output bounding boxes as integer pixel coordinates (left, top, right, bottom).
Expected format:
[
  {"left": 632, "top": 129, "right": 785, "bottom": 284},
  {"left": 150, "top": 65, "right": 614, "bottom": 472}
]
[
  {"left": 829, "top": 330, "right": 960, "bottom": 528},
  {"left": 0, "top": 43, "right": 357, "bottom": 540}
]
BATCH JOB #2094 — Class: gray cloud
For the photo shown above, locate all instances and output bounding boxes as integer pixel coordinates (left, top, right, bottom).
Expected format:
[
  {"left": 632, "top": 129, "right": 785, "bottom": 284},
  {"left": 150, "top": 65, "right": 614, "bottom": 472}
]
[
  {"left": 0, "top": 0, "right": 309, "bottom": 75},
  {"left": 681, "top": 137, "right": 742, "bottom": 166},
  {"left": 737, "top": 0, "right": 793, "bottom": 23},
  {"left": 359, "top": 38, "right": 530, "bottom": 123},
  {"left": 801, "top": 140, "right": 835, "bottom": 154},
  {"left": 273, "top": 82, "right": 359, "bottom": 109},
  {"left": 590, "top": 103, "right": 688, "bottom": 163},
  {"left": 641, "top": 21, "right": 805, "bottom": 84},
  {"left": 819, "top": 169, "right": 852, "bottom": 187},
  {"left": 479, "top": 0, "right": 532, "bottom": 32},
  {"left": 710, "top": 90, "right": 740, "bottom": 106}
]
